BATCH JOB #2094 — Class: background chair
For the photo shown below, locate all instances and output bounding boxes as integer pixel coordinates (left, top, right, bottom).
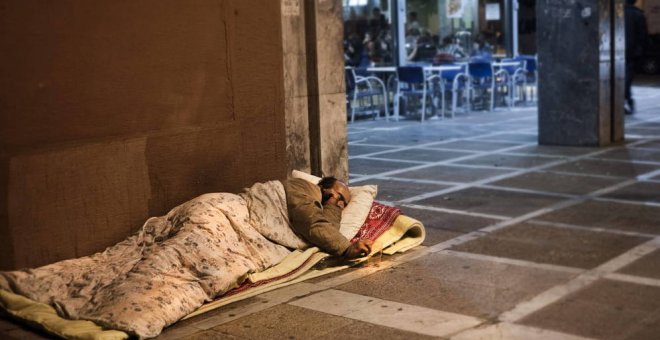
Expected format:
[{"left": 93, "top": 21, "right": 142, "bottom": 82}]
[
  {"left": 495, "top": 58, "right": 526, "bottom": 108},
  {"left": 436, "top": 64, "right": 469, "bottom": 118},
  {"left": 345, "top": 67, "right": 389, "bottom": 123},
  {"left": 517, "top": 55, "right": 538, "bottom": 103},
  {"left": 395, "top": 66, "right": 439, "bottom": 122},
  {"left": 466, "top": 60, "right": 495, "bottom": 112}
]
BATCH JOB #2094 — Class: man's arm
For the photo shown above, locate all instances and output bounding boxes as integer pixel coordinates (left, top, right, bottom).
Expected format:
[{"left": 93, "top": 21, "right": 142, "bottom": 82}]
[{"left": 285, "top": 179, "right": 352, "bottom": 255}]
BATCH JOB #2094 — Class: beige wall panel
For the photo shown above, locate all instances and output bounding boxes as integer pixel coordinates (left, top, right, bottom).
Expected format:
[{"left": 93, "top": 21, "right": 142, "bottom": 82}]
[
  {"left": 7, "top": 139, "right": 150, "bottom": 268},
  {"left": 315, "top": 0, "right": 346, "bottom": 96},
  {"left": 282, "top": 0, "right": 311, "bottom": 174},
  {"left": 0, "top": 1, "right": 232, "bottom": 151},
  {"left": 144, "top": 126, "right": 247, "bottom": 216},
  {"left": 318, "top": 92, "right": 348, "bottom": 181},
  {"left": 285, "top": 96, "right": 312, "bottom": 174},
  {"left": 0, "top": 0, "right": 289, "bottom": 269}
]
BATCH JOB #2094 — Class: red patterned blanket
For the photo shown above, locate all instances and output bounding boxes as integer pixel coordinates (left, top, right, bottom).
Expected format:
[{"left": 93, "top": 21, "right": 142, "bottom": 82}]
[{"left": 351, "top": 202, "right": 401, "bottom": 243}]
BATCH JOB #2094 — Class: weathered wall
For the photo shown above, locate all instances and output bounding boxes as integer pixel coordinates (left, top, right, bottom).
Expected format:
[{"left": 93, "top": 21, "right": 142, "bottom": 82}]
[
  {"left": 282, "top": 0, "right": 348, "bottom": 180},
  {"left": 305, "top": 0, "right": 348, "bottom": 181},
  {"left": 282, "top": 0, "right": 312, "bottom": 174},
  {"left": 0, "top": 1, "right": 288, "bottom": 269}
]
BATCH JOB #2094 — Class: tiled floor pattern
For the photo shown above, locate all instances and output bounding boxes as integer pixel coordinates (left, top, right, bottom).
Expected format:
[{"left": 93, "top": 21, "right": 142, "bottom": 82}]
[
  {"left": 166, "top": 86, "right": 660, "bottom": 339},
  {"left": 3, "top": 88, "right": 660, "bottom": 339}
]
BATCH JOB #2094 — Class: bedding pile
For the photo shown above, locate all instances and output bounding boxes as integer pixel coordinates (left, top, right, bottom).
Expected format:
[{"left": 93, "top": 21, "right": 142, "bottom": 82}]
[
  {"left": 0, "top": 181, "right": 301, "bottom": 338},
  {"left": 0, "top": 178, "right": 426, "bottom": 339}
]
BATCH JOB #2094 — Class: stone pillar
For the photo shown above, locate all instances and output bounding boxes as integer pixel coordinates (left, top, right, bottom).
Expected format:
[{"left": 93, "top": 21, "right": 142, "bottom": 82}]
[
  {"left": 304, "top": 0, "right": 349, "bottom": 181},
  {"left": 537, "top": 0, "right": 625, "bottom": 146},
  {"left": 281, "top": 0, "right": 312, "bottom": 174}
]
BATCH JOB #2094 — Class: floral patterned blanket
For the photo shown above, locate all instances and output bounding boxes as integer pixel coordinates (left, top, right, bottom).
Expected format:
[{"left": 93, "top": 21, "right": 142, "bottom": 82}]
[{"left": 0, "top": 180, "right": 308, "bottom": 338}]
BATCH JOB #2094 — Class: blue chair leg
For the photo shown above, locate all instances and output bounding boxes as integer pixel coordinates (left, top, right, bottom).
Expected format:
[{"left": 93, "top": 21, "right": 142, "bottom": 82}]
[
  {"left": 490, "top": 80, "right": 495, "bottom": 112},
  {"left": 421, "top": 83, "right": 427, "bottom": 123}
]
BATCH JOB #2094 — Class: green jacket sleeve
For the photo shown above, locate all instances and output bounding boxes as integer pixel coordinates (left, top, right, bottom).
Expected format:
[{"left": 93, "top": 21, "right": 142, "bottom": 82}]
[{"left": 284, "top": 178, "right": 351, "bottom": 256}]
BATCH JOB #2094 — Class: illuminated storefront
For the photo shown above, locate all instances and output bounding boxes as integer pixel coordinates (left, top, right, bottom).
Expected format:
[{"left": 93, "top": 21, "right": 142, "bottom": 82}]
[{"left": 343, "top": 0, "right": 536, "bottom": 67}]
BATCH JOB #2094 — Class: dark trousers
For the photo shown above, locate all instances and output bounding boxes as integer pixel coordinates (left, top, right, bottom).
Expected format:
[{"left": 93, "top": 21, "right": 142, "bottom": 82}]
[{"left": 625, "top": 61, "right": 635, "bottom": 111}]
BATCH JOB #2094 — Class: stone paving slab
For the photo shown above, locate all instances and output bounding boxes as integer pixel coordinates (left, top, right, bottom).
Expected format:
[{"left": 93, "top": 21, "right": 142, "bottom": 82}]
[
  {"left": 424, "top": 140, "right": 523, "bottom": 152},
  {"left": 415, "top": 187, "right": 564, "bottom": 217},
  {"left": 633, "top": 140, "right": 660, "bottom": 149},
  {"left": 520, "top": 279, "right": 660, "bottom": 340},
  {"left": 626, "top": 127, "right": 660, "bottom": 137},
  {"left": 211, "top": 304, "right": 354, "bottom": 339},
  {"left": 591, "top": 148, "right": 660, "bottom": 163},
  {"left": 453, "top": 154, "right": 564, "bottom": 169},
  {"left": 157, "top": 296, "right": 268, "bottom": 338},
  {"left": 335, "top": 253, "right": 575, "bottom": 320},
  {"left": 395, "top": 165, "right": 511, "bottom": 183},
  {"left": 348, "top": 145, "right": 397, "bottom": 156},
  {"left": 314, "top": 319, "right": 439, "bottom": 340},
  {"left": 617, "top": 249, "right": 660, "bottom": 280},
  {"left": 375, "top": 148, "right": 475, "bottom": 162},
  {"left": 364, "top": 178, "right": 451, "bottom": 202},
  {"left": 546, "top": 159, "right": 660, "bottom": 179},
  {"left": 600, "top": 181, "right": 660, "bottom": 203},
  {"left": 0, "top": 318, "right": 54, "bottom": 340},
  {"left": 348, "top": 158, "right": 416, "bottom": 176},
  {"left": 450, "top": 222, "right": 649, "bottom": 269},
  {"left": 421, "top": 228, "right": 464, "bottom": 246},
  {"left": 474, "top": 132, "right": 539, "bottom": 143},
  {"left": 178, "top": 329, "right": 244, "bottom": 339},
  {"left": 490, "top": 171, "right": 625, "bottom": 196},
  {"left": 290, "top": 289, "right": 483, "bottom": 337},
  {"left": 507, "top": 145, "right": 603, "bottom": 157},
  {"left": 535, "top": 200, "right": 660, "bottom": 235},
  {"left": 0, "top": 318, "right": 18, "bottom": 333},
  {"left": 399, "top": 206, "right": 501, "bottom": 233},
  {"left": 451, "top": 322, "right": 595, "bottom": 340},
  {"left": 349, "top": 133, "right": 450, "bottom": 146}
]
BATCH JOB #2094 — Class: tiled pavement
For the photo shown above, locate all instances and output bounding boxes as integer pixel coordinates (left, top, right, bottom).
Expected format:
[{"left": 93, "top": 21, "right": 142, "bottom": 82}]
[{"left": 2, "top": 86, "right": 660, "bottom": 339}]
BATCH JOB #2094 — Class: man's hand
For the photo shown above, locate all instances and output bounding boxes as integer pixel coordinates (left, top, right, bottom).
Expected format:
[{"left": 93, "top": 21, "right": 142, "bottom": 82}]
[{"left": 343, "top": 239, "right": 373, "bottom": 259}]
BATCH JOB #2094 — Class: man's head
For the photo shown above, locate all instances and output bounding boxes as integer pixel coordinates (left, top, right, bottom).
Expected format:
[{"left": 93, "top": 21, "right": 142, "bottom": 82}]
[
  {"left": 626, "top": 0, "right": 637, "bottom": 4},
  {"left": 318, "top": 176, "right": 351, "bottom": 206}
]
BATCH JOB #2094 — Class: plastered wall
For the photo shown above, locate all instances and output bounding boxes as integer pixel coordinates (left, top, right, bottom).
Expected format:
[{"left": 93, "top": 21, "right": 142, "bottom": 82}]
[{"left": 0, "top": 1, "right": 289, "bottom": 269}]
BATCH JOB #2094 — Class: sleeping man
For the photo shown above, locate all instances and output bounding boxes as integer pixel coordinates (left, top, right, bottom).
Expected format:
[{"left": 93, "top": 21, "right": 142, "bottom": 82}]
[
  {"left": 285, "top": 176, "right": 373, "bottom": 259},
  {"left": 0, "top": 175, "right": 375, "bottom": 338}
]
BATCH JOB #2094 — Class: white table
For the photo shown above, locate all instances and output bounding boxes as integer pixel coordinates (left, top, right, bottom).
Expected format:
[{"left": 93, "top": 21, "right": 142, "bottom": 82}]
[
  {"left": 424, "top": 65, "right": 463, "bottom": 73},
  {"left": 493, "top": 61, "right": 522, "bottom": 69},
  {"left": 366, "top": 66, "right": 396, "bottom": 72},
  {"left": 366, "top": 65, "right": 463, "bottom": 73}
]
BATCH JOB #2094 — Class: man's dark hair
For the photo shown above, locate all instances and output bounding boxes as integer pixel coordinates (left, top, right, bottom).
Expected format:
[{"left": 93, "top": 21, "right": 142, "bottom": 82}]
[
  {"left": 317, "top": 176, "right": 338, "bottom": 190},
  {"left": 626, "top": 0, "right": 637, "bottom": 4},
  {"left": 318, "top": 177, "right": 338, "bottom": 204}
]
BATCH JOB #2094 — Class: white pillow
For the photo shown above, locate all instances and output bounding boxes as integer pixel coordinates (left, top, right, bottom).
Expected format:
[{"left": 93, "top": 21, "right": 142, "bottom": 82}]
[{"left": 291, "top": 170, "right": 377, "bottom": 240}]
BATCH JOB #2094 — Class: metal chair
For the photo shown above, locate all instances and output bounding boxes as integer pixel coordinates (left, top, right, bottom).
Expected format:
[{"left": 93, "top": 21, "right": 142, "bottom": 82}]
[
  {"left": 436, "top": 64, "right": 469, "bottom": 118},
  {"left": 345, "top": 67, "right": 389, "bottom": 123},
  {"left": 517, "top": 55, "right": 538, "bottom": 102},
  {"left": 495, "top": 58, "right": 526, "bottom": 108},
  {"left": 466, "top": 60, "right": 495, "bottom": 112},
  {"left": 395, "top": 66, "right": 440, "bottom": 122}
]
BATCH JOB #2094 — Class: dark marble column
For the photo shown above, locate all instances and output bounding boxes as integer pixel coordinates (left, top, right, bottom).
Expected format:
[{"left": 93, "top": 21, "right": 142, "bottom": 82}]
[{"left": 537, "top": 0, "right": 625, "bottom": 146}]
